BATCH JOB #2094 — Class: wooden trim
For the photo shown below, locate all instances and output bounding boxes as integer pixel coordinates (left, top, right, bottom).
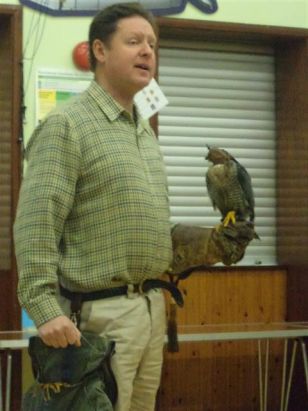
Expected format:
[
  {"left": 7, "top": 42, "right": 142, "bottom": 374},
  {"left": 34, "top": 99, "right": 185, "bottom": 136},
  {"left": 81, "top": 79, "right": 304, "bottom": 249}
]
[
  {"left": 10, "top": 6, "right": 23, "bottom": 331},
  {"left": 276, "top": 39, "right": 308, "bottom": 268},
  {"left": 0, "top": 4, "right": 23, "bottom": 331},
  {"left": 275, "top": 38, "right": 308, "bottom": 327},
  {"left": 9, "top": 6, "right": 23, "bottom": 333},
  {"left": 0, "top": 7, "right": 22, "bottom": 410},
  {"left": 158, "top": 37, "right": 274, "bottom": 54},
  {"left": 10, "top": 5, "right": 23, "bottom": 220},
  {"left": 157, "top": 17, "right": 308, "bottom": 44},
  {"left": 0, "top": 5, "right": 21, "bottom": 12}
]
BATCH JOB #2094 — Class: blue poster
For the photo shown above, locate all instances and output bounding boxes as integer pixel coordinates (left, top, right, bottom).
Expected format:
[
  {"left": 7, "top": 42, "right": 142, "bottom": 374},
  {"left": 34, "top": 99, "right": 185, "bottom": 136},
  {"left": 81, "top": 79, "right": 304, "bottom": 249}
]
[
  {"left": 22, "top": 309, "right": 35, "bottom": 330},
  {"left": 19, "top": 0, "right": 218, "bottom": 16}
]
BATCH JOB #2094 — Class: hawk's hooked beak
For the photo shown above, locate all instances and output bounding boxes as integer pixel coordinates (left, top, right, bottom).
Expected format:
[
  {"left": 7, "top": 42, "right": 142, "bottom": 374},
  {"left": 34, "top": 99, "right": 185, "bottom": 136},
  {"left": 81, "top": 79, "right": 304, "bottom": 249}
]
[{"left": 205, "top": 144, "right": 211, "bottom": 160}]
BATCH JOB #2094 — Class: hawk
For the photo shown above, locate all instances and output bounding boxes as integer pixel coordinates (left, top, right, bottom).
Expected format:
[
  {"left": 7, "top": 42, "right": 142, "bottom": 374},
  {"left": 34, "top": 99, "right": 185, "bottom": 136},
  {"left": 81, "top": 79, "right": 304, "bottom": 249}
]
[{"left": 205, "top": 146, "right": 255, "bottom": 227}]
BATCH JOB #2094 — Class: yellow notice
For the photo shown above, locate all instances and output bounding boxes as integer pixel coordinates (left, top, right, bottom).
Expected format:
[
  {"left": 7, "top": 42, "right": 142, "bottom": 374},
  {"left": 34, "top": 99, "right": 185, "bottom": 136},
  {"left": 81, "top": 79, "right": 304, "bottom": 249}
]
[{"left": 38, "top": 89, "right": 56, "bottom": 122}]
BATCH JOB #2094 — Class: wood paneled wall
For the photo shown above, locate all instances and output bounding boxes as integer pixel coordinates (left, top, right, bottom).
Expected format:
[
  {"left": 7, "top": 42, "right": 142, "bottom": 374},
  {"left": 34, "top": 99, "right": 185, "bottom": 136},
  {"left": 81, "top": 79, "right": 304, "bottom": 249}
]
[
  {"left": 0, "top": 4, "right": 22, "bottom": 331},
  {"left": 276, "top": 39, "right": 308, "bottom": 318},
  {"left": 158, "top": 268, "right": 287, "bottom": 411},
  {"left": 0, "top": 5, "right": 22, "bottom": 411},
  {"left": 276, "top": 38, "right": 308, "bottom": 410}
]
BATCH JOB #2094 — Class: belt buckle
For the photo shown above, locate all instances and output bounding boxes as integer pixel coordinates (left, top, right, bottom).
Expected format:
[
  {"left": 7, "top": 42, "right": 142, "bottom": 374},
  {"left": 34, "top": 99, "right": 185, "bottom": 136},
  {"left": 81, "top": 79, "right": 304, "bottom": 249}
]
[
  {"left": 127, "top": 283, "right": 139, "bottom": 299},
  {"left": 127, "top": 282, "right": 144, "bottom": 299}
]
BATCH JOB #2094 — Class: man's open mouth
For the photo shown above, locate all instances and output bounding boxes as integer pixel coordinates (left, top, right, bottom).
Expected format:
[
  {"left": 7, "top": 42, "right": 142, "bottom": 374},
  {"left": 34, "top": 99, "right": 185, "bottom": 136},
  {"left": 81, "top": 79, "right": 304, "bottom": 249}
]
[{"left": 135, "top": 64, "right": 150, "bottom": 71}]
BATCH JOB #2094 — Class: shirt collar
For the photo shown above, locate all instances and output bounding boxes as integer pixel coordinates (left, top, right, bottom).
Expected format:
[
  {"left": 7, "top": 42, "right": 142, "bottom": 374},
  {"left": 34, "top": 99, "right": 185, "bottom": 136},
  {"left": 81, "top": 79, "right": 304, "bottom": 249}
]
[
  {"left": 87, "top": 80, "right": 153, "bottom": 136},
  {"left": 87, "top": 80, "right": 125, "bottom": 122},
  {"left": 136, "top": 114, "right": 153, "bottom": 136}
]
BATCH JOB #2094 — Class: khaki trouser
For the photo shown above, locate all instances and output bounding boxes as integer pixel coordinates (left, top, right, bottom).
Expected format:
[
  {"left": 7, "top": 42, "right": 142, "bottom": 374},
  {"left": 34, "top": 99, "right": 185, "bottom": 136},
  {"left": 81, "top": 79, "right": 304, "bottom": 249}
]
[{"left": 60, "top": 289, "right": 166, "bottom": 411}]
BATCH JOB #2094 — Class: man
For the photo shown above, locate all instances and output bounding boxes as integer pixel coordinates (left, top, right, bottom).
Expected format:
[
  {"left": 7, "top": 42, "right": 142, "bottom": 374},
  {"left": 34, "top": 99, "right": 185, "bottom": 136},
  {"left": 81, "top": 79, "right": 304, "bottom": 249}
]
[
  {"left": 15, "top": 3, "right": 256, "bottom": 409},
  {"left": 14, "top": 3, "right": 173, "bottom": 410}
]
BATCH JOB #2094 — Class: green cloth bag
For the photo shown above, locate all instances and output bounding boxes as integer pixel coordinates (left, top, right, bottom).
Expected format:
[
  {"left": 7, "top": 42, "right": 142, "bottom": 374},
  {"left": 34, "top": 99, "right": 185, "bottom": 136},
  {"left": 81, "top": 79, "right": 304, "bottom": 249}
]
[{"left": 22, "top": 332, "right": 117, "bottom": 411}]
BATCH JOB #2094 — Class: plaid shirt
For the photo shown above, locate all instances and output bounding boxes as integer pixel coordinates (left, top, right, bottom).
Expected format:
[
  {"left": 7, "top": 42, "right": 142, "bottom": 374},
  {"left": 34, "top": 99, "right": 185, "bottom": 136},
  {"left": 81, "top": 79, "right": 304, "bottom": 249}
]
[{"left": 14, "top": 81, "right": 173, "bottom": 327}]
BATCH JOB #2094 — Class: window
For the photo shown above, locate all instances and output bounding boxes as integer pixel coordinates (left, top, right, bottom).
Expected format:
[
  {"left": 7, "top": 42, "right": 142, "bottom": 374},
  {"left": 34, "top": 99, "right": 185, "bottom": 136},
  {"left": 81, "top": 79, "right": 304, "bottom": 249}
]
[{"left": 158, "top": 46, "right": 276, "bottom": 265}]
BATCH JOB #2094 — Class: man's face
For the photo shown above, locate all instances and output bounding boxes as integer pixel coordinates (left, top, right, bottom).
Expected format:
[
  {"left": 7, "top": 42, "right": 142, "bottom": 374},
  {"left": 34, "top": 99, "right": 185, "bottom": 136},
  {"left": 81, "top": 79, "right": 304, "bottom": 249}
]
[{"left": 98, "top": 15, "right": 157, "bottom": 97}]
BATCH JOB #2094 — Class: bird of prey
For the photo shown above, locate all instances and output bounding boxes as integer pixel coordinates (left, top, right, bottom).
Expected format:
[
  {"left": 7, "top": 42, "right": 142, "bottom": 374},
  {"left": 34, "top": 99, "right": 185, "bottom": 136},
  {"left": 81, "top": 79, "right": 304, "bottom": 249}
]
[{"left": 205, "top": 146, "right": 255, "bottom": 227}]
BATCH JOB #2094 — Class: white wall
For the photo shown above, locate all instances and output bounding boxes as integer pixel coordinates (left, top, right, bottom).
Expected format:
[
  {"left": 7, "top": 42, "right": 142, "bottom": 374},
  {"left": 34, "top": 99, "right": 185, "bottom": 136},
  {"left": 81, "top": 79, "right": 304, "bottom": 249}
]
[{"left": 1, "top": 0, "right": 308, "bottom": 141}]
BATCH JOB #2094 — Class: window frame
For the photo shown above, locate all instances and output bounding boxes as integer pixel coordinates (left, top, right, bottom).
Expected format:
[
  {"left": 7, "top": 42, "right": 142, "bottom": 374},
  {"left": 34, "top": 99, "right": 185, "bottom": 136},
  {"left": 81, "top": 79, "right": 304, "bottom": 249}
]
[
  {"left": 154, "top": 17, "right": 308, "bottom": 261},
  {"left": 154, "top": 17, "right": 308, "bottom": 323},
  {"left": 157, "top": 44, "right": 277, "bottom": 266}
]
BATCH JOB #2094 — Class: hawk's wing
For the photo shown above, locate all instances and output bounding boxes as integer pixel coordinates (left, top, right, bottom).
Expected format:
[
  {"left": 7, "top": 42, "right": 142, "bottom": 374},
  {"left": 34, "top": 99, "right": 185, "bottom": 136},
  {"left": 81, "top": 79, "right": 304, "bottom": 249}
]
[{"left": 235, "top": 160, "right": 255, "bottom": 221}]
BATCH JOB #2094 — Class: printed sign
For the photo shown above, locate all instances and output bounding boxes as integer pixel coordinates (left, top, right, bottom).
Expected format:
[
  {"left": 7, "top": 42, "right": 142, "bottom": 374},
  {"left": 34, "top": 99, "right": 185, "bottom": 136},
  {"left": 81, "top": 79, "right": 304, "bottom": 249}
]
[{"left": 134, "top": 78, "right": 169, "bottom": 120}]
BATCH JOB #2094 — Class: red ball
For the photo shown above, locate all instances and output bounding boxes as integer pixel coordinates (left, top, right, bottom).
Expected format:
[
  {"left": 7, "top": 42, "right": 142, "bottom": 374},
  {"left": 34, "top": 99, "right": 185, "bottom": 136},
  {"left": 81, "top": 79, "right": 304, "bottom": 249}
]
[{"left": 72, "top": 41, "right": 90, "bottom": 71}]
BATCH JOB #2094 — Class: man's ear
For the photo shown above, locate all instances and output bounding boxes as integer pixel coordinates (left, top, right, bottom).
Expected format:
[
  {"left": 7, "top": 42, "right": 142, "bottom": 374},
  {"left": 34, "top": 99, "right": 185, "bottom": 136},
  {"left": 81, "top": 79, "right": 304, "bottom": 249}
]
[{"left": 92, "top": 39, "right": 106, "bottom": 65}]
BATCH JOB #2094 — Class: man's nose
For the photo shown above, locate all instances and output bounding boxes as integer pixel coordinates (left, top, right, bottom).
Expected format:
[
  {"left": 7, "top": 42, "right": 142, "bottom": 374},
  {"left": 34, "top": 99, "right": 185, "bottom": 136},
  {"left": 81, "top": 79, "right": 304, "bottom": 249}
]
[{"left": 140, "top": 41, "right": 154, "bottom": 55}]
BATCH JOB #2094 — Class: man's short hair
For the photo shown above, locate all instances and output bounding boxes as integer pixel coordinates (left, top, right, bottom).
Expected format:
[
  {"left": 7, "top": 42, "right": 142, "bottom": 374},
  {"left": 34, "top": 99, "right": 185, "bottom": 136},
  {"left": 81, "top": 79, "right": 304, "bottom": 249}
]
[{"left": 89, "top": 2, "right": 157, "bottom": 71}]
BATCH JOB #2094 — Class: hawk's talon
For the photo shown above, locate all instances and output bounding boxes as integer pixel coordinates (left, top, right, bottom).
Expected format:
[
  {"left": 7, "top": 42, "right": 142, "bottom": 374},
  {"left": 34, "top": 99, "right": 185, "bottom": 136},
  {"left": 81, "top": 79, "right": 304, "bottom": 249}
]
[{"left": 223, "top": 211, "right": 236, "bottom": 227}]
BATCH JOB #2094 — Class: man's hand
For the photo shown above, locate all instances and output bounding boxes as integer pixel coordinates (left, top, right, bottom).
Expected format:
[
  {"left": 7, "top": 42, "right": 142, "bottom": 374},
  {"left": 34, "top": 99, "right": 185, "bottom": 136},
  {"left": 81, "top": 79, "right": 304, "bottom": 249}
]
[
  {"left": 214, "top": 221, "right": 259, "bottom": 266},
  {"left": 38, "top": 315, "right": 81, "bottom": 348}
]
